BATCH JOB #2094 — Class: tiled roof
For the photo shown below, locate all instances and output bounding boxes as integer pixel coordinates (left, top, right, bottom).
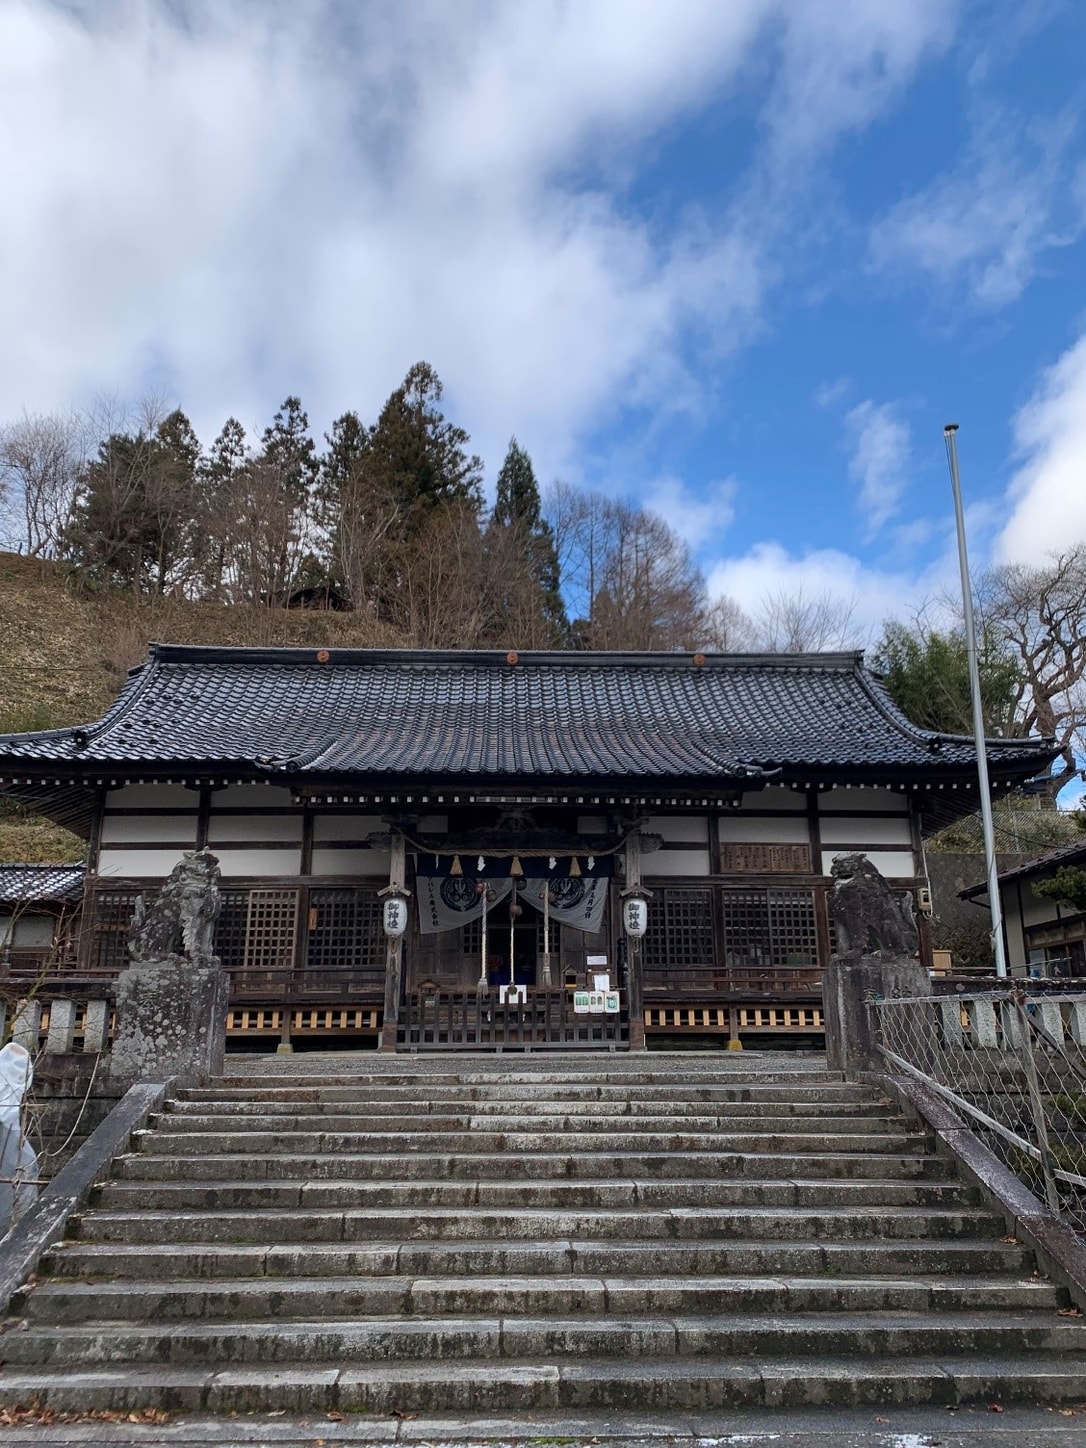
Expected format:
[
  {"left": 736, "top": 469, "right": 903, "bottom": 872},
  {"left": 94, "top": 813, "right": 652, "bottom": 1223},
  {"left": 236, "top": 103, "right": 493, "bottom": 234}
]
[
  {"left": 961, "top": 838, "right": 1086, "bottom": 898},
  {"left": 0, "top": 863, "right": 85, "bottom": 906},
  {"left": 0, "top": 644, "right": 1055, "bottom": 789}
]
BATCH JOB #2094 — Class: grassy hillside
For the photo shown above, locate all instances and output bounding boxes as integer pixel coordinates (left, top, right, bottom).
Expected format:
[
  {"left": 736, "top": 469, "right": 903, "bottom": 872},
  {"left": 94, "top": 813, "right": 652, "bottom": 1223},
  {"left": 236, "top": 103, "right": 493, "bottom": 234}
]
[{"left": 0, "top": 551, "right": 408, "bottom": 862}]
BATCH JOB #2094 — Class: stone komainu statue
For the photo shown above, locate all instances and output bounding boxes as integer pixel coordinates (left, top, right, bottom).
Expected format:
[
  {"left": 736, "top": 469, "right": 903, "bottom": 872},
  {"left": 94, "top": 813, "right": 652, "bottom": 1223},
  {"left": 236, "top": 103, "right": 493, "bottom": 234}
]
[
  {"left": 128, "top": 848, "right": 221, "bottom": 962},
  {"left": 829, "top": 852, "right": 918, "bottom": 960}
]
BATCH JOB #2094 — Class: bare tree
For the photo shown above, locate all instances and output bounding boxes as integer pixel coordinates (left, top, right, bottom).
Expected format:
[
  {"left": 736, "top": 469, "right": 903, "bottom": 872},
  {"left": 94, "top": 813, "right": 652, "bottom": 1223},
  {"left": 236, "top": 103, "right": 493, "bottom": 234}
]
[
  {"left": 393, "top": 500, "right": 489, "bottom": 647},
  {"left": 0, "top": 410, "right": 84, "bottom": 557},
  {"left": 749, "top": 587, "right": 862, "bottom": 652},
  {"left": 546, "top": 485, "right": 708, "bottom": 650},
  {"left": 979, "top": 545, "right": 1086, "bottom": 802},
  {"left": 701, "top": 594, "right": 758, "bottom": 651}
]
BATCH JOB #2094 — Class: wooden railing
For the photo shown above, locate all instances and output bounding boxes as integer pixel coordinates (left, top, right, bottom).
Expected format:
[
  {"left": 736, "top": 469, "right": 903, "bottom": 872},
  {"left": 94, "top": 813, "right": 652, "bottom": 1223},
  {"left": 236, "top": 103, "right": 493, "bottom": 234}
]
[
  {"left": 644, "top": 964, "right": 823, "bottom": 999},
  {"left": 401, "top": 988, "right": 628, "bottom": 1051}
]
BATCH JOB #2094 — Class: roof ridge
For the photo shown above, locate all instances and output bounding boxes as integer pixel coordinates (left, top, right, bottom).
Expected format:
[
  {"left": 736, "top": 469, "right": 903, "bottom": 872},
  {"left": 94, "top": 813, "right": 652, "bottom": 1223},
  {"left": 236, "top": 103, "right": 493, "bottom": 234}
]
[{"left": 146, "top": 642, "right": 867, "bottom": 670}]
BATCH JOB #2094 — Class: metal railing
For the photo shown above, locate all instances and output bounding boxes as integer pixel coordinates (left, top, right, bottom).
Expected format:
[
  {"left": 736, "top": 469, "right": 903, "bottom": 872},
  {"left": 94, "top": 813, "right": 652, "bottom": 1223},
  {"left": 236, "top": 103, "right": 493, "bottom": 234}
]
[{"left": 875, "top": 984, "right": 1086, "bottom": 1234}]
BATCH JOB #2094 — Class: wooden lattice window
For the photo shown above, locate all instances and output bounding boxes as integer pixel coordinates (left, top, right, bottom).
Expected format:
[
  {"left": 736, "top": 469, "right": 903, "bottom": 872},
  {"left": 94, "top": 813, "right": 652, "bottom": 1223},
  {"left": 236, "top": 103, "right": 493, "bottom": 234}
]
[
  {"left": 213, "top": 888, "right": 299, "bottom": 990},
  {"left": 643, "top": 888, "right": 714, "bottom": 974},
  {"left": 215, "top": 889, "right": 250, "bottom": 972},
  {"left": 243, "top": 889, "right": 298, "bottom": 988},
  {"left": 721, "top": 888, "right": 819, "bottom": 968},
  {"left": 90, "top": 889, "right": 143, "bottom": 974},
  {"left": 305, "top": 888, "right": 383, "bottom": 991}
]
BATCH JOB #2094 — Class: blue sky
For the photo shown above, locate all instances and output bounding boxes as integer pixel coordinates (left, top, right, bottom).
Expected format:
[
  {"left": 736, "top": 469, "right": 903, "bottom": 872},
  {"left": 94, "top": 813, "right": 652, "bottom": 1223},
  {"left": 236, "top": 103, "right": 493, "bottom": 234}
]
[{"left": 1, "top": 0, "right": 1085, "bottom": 637}]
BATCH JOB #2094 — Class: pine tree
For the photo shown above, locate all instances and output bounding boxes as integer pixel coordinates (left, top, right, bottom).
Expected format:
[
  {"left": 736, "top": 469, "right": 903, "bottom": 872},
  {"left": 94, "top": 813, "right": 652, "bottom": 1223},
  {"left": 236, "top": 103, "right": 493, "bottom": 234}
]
[
  {"left": 486, "top": 438, "right": 568, "bottom": 646},
  {"left": 367, "top": 362, "right": 483, "bottom": 516},
  {"left": 64, "top": 405, "right": 200, "bottom": 595}
]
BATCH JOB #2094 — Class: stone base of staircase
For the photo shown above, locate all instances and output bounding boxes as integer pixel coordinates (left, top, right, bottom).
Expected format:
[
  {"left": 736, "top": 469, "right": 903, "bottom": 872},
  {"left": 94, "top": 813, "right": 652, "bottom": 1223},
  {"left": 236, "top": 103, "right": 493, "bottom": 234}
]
[{"left": 2, "top": 1053, "right": 1084, "bottom": 1415}]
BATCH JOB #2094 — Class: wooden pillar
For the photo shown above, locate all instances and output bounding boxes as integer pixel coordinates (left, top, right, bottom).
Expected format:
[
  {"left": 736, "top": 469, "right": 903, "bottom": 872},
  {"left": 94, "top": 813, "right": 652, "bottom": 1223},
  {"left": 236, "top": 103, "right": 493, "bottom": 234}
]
[
  {"left": 623, "top": 831, "right": 647, "bottom": 1051},
  {"left": 380, "top": 834, "right": 408, "bottom": 1052}
]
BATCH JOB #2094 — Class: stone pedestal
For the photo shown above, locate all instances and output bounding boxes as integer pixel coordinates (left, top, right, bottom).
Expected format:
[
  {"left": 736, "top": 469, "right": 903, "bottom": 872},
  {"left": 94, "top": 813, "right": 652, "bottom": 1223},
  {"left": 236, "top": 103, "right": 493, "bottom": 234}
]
[
  {"left": 110, "top": 953, "right": 229, "bottom": 1087},
  {"left": 823, "top": 954, "right": 929, "bottom": 1078}
]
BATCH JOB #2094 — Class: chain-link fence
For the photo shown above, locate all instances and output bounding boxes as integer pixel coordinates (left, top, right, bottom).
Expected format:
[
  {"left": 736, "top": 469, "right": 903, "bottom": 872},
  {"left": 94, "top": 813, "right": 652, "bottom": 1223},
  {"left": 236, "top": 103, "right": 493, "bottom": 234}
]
[{"left": 876, "top": 985, "right": 1086, "bottom": 1235}]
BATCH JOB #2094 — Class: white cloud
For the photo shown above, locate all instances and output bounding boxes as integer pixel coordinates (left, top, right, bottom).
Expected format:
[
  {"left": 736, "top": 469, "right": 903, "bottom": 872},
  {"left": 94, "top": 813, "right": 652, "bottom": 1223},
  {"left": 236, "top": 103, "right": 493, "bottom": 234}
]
[
  {"left": 998, "top": 330, "right": 1086, "bottom": 563},
  {"left": 642, "top": 475, "right": 738, "bottom": 547},
  {"left": 814, "top": 377, "right": 852, "bottom": 409},
  {"left": 844, "top": 399, "right": 911, "bottom": 536},
  {"left": 763, "top": 0, "right": 955, "bottom": 170},
  {"left": 869, "top": 108, "right": 1086, "bottom": 308},
  {"left": 705, "top": 537, "right": 966, "bottom": 646},
  {"left": 0, "top": 0, "right": 954, "bottom": 487}
]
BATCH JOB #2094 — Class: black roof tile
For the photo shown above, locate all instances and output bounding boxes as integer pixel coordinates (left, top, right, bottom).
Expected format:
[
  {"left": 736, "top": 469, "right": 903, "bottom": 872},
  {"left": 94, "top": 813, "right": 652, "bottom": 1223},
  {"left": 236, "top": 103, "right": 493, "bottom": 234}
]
[
  {"left": 961, "top": 838, "right": 1086, "bottom": 898},
  {"left": 0, "top": 863, "right": 85, "bottom": 906},
  {"left": 0, "top": 644, "right": 1056, "bottom": 790}
]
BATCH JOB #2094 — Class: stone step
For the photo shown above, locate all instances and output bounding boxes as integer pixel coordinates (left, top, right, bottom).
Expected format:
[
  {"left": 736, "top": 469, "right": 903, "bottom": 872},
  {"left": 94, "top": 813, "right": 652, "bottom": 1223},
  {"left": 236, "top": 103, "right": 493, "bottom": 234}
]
[
  {"left": 144, "top": 1111, "right": 910, "bottom": 1139},
  {"left": 4, "top": 1054, "right": 1069, "bottom": 1423},
  {"left": 159, "top": 1100, "right": 903, "bottom": 1123},
  {"left": 22, "top": 1272, "right": 1060, "bottom": 1324},
  {"left": 5, "top": 1311, "right": 1082, "bottom": 1371},
  {"left": 70, "top": 1204, "right": 1002, "bottom": 1245},
  {"left": 111, "top": 1147, "right": 955, "bottom": 1183},
  {"left": 176, "top": 1083, "right": 883, "bottom": 1106},
  {"left": 132, "top": 1127, "right": 926, "bottom": 1156},
  {"left": 212, "top": 1067, "right": 849, "bottom": 1088},
  {"left": 4, "top": 1353, "right": 1085, "bottom": 1414},
  {"left": 44, "top": 1235, "right": 1041, "bottom": 1282},
  {"left": 92, "top": 1175, "right": 977, "bottom": 1213}
]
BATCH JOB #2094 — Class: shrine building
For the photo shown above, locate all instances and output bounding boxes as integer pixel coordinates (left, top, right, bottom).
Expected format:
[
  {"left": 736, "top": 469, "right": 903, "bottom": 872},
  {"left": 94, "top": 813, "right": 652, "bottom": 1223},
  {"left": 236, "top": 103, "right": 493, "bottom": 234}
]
[{"left": 0, "top": 645, "right": 1054, "bottom": 1052}]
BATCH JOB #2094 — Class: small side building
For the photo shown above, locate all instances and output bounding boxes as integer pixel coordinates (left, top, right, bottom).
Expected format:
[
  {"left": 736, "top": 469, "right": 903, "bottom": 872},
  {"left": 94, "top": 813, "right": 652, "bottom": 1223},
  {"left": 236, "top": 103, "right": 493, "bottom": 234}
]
[
  {"left": 962, "top": 840, "right": 1086, "bottom": 977},
  {"left": 0, "top": 864, "right": 85, "bottom": 976}
]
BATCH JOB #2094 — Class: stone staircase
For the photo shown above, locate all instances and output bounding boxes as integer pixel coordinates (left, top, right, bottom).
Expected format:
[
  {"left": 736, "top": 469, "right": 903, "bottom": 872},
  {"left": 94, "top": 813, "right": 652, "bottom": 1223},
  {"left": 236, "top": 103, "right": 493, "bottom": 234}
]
[{"left": 2, "top": 1054, "right": 1085, "bottom": 1414}]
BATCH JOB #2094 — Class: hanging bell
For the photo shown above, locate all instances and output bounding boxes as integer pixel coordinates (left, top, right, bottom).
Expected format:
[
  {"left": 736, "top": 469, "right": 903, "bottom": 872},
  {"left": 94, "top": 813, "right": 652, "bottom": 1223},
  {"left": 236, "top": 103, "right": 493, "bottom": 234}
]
[
  {"left": 511, "top": 856, "right": 524, "bottom": 878},
  {"left": 569, "top": 857, "right": 581, "bottom": 878},
  {"left": 477, "top": 855, "right": 486, "bottom": 873},
  {"left": 450, "top": 855, "right": 463, "bottom": 877}
]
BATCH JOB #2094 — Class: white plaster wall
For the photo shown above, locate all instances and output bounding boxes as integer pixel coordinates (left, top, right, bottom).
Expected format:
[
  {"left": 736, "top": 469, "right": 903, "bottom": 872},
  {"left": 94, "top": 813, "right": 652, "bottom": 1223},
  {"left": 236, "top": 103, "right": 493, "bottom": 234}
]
[
  {"left": 821, "top": 849, "right": 916, "bottom": 879},
  {"left": 101, "top": 815, "right": 197, "bottom": 845},
  {"left": 819, "top": 787, "right": 907, "bottom": 813},
  {"left": 1001, "top": 889, "right": 1028, "bottom": 967},
  {"left": 312, "top": 814, "right": 385, "bottom": 842},
  {"left": 213, "top": 848, "right": 302, "bottom": 876},
  {"left": 818, "top": 816, "right": 913, "bottom": 847},
  {"left": 645, "top": 850, "right": 711, "bottom": 877},
  {"left": 98, "top": 848, "right": 190, "bottom": 877},
  {"left": 105, "top": 784, "right": 196, "bottom": 810},
  {"left": 645, "top": 816, "right": 708, "bottom": 844},
  {"left": 739, "top": 787, "right": 806, "bottom": 812},
  {"left": 213, "top": 784, "right": 294, "bottom": 809},
  {"left": 312, "top": 848, "right": 391, "bottom": 876},
  {"left": 206, "top": 814, "right": 303, "bottom": 844},
  {"left": 1021, "top": 889, "right": 1062, "bottom": 927},
  {"left": 718, "top": 815, "right": 810, "bottom": 844}
]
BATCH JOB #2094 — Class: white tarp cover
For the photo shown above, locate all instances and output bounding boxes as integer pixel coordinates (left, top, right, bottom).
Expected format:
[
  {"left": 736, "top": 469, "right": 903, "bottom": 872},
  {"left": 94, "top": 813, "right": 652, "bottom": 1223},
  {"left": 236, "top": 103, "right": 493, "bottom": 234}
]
[{"left": 0, "top": 1041, "right": 38, "bottom": 1233}]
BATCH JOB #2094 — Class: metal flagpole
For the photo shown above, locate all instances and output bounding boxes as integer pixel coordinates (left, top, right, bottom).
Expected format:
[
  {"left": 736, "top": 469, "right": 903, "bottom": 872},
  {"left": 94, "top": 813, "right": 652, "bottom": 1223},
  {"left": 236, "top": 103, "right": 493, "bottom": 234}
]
[{"left": 944, "top": 423, "right": 1008, "bottom": 977}]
